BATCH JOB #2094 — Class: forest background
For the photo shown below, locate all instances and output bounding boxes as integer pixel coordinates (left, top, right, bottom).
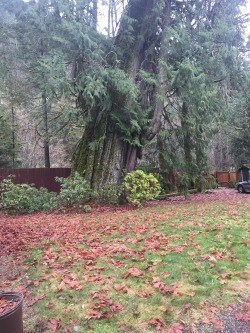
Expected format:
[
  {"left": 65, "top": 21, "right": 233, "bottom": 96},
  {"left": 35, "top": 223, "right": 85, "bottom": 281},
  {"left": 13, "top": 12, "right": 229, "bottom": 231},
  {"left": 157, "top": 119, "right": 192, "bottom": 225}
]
[{"left": 0, "top": 0, "right": 250, "bottom": 192}]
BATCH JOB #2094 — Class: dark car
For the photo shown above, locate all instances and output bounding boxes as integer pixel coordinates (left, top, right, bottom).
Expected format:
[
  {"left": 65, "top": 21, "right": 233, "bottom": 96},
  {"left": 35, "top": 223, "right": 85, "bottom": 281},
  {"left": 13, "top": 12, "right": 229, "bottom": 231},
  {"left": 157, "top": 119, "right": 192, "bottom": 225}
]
[
  {"left": 235, "top": 165, "right": 250, "bottom": 193},
  {"left": 235, "top": 180, "right": 250, "bottom": 193}
]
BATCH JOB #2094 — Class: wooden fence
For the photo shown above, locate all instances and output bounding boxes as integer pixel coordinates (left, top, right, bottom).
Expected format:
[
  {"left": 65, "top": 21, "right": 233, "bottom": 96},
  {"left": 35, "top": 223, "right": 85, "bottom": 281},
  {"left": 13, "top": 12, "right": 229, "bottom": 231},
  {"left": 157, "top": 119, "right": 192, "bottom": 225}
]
[
  {"left": 0, "top": 168, "right": 71, "bottom": 193},
  {"left": 215, "top": 170, "right": 238, "bottom": 187}
]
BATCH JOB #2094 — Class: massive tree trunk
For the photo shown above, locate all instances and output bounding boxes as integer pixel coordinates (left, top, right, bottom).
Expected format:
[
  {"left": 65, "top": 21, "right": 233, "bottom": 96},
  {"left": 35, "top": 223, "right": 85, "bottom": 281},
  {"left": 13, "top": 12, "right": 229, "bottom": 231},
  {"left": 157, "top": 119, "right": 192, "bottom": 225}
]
[
  {"left": 72, "top": 0, "right": 171, "bottom": 190},
  {"left": 72, "top": 112, "right": 129, "bottom": 189}
]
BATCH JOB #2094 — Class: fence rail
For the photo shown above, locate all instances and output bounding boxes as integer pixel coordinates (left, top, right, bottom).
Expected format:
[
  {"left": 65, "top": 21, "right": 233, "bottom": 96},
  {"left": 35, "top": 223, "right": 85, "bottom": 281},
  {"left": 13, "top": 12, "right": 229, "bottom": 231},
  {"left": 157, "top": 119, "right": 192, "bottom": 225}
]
[{"left": 0, "top": 168, "right": 71, "bottom": 193}]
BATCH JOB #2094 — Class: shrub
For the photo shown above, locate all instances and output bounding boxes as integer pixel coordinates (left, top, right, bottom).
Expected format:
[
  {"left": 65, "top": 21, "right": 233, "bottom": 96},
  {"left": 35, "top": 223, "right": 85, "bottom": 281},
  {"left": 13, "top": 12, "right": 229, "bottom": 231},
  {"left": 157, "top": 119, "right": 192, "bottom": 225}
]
[
  {"left": 176, "top": 172, "right": 190, "bottom": 198},
  {"left": 195, "top": 173, "right": 218, "bottom": 192},
  {"left": 95, "top": 183, "right": 122, "bottom": 205},
  {"left": 56, "top": 172, "right": 91, "bottom": 207},
  {"left": 0, "top": 178, "right": 57, "bottom": 214},
  {"left": 227, "top": 181, "right": 236, "bottom": 188},
  {"left": 83, "top": 205, "right": 92, "bottom": 213},
  {"left": 122, "top": 170, "right": 161, "bottom": 206}
]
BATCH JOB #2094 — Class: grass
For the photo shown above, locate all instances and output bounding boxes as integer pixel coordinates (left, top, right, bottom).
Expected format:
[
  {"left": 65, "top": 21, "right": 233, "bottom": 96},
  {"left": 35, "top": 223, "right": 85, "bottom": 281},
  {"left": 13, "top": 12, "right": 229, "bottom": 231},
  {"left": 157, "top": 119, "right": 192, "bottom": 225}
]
[{"left": 18, "top": 199, "right": 250, "bottom": 332}]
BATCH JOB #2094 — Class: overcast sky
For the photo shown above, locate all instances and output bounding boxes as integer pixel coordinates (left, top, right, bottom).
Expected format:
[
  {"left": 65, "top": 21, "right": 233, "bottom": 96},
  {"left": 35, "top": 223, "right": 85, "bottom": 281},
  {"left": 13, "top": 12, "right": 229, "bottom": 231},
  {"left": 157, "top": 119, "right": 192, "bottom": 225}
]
[
  {"left": 21, "top": 0, "right": 250, "bottom": 38},
  {"left": 97, "top": 1, "right": 250, "bottom": 37},
  {"left": 241, "top": 0, "right": 250, "bottom": 37}
]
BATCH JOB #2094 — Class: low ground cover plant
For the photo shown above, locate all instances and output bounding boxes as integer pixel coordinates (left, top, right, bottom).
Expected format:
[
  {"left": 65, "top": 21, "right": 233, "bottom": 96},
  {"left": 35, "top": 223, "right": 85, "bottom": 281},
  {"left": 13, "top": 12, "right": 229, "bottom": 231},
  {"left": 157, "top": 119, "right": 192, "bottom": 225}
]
[{"left": 0, "top": 173, "right": 92, "bottom": 214}]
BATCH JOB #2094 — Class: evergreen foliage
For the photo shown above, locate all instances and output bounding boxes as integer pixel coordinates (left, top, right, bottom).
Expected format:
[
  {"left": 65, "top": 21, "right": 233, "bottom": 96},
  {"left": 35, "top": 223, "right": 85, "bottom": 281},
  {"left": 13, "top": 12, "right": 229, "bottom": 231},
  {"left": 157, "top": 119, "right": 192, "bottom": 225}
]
[
  {"left": 230, "top": 74, "right": 250, "bottom": 165},
  {"left": 0, "top": 0, "right": 249, "bottom": 190},
  {"left": 0, "top": 177, "right": 57, "bottom": 214},
  {"left": 0, "top": 109, "right": 14, "bottom": 167},
  {"left": 56, "top": 172, "right": 91, "bottom": 207},
  {"left": 0, "top": 173, "right": 91, "bottom": 214},
  {"left": 123, "top": 170, "right": 161, "bottom": 206},
  {"left": 157, "top": 0, "right": 248, "bottom": 189}
]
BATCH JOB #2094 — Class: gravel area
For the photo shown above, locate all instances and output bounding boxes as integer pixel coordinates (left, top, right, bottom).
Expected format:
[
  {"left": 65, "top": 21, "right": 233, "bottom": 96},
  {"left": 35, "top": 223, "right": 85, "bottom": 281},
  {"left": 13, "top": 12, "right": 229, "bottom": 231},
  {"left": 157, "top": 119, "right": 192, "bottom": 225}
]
[{"left": 193, "top": 297, "right": 250, "bottom": 333}]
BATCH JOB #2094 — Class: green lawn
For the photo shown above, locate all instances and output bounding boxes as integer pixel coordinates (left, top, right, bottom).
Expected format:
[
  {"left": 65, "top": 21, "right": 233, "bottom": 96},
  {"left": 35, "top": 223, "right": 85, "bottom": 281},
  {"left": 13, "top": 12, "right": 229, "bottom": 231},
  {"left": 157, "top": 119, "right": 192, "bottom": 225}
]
[{"left": 17, "top": 197, "right": 250, "bottom": 332}]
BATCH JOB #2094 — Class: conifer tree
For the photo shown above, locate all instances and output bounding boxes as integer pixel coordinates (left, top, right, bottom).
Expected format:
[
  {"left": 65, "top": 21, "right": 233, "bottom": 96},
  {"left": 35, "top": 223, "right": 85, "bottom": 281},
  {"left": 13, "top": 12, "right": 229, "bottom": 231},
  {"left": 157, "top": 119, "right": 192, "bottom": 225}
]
[
  {"left": 0, "top": 0, "right": 27, "bottom": 167},
  {"left": 156, "top": 0, "right": 247, "bottom": 190},
  {"left": 72, "top": 0, "right": 173, "bottom": 190},
  {"left": 0, "top": 0, "right": 248, "bottom": 187}
]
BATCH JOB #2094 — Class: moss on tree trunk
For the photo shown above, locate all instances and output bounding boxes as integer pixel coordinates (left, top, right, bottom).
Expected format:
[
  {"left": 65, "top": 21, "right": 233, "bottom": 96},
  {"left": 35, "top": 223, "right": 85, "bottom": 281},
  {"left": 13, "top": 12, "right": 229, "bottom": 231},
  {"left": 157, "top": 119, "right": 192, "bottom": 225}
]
[{"left": 72, "top": 111, "right": 129, "bottom": 191}]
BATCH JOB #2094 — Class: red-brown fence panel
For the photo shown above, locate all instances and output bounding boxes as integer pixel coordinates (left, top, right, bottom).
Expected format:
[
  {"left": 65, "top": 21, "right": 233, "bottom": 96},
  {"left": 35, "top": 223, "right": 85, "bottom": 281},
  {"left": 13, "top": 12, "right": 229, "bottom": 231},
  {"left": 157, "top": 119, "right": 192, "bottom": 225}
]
[
  {"left": 216, "top": 171, "right": 229, "bottom": 187},
  {"left": 229, "top": 171, "right": 237, "bottom": 183},
  {"left": 0, "top": 168, "right": 71, "bottom": 193},
  {"left": 215, "top": 171, "right": 238, "bottom": 186}
]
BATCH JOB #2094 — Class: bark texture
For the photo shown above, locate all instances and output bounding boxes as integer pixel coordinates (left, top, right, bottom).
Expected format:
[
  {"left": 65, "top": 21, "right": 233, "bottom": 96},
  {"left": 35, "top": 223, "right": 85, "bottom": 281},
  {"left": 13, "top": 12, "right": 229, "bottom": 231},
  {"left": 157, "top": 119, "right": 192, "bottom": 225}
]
[
  {"left": 72, "top": 112, "right": 129, "bottom": 189},
  {"left": 181, "top": 101, "right": 193, "bottom": 176}
]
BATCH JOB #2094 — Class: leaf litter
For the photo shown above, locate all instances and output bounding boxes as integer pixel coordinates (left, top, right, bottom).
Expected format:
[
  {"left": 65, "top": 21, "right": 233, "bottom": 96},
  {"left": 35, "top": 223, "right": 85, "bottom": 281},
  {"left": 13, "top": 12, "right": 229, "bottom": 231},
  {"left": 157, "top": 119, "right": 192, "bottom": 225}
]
[{"left": 0, "top": 188, "right": 250, "bottom": 332}]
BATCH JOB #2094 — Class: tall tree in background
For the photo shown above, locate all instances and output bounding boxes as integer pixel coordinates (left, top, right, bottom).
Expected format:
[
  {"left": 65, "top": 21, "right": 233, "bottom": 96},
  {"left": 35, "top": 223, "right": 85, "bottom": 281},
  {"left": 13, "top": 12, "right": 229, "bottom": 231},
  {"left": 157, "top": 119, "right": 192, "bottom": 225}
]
[
  {"left": 0, "top": 0, "right": 28, "bottom": 167},
  {"left": 17, "top": 0, "right": 64, "bottom": 168},
  {"left": 0, "top": 0, "right": 248, "bottom": 187},
  {"left": 156, "top": 0, "right": 247, "bottom": 189},
  {"left": 230, "top": 70, "right": 250, "bottom": 165},
  {"left": 72, "top": 0, "right": 248, "bottom": 190}
]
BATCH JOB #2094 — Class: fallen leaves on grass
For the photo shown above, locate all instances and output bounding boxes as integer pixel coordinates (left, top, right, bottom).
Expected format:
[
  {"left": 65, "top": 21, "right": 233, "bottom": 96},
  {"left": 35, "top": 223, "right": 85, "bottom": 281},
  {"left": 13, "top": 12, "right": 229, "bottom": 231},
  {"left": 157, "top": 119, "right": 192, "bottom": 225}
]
[
  {"left": 138, "top": 288, "right": 153, "bottom": 298},
  {"left": 149, "top": 318, "right": 165, "bottom": 330},
  {"left": 0, "top": 189, "right": 250, "bottom": 333},
  {"left": 85, "top": 310, "right": 110, "bottom": 320},
  {"left": 29, "top": 294, "right": 47, "bottom": 307},
  {"left": 164, "top": 322, "right": 183, "bottom": 333},
  {"left": 123, "top": 267, "right": 144, "bottom": 278},
  {"left": 113, "top": 282, "right": 126, "bottom": 291},
  {"left": 47, "top": 318, "right": 61, "bottom": 331}
]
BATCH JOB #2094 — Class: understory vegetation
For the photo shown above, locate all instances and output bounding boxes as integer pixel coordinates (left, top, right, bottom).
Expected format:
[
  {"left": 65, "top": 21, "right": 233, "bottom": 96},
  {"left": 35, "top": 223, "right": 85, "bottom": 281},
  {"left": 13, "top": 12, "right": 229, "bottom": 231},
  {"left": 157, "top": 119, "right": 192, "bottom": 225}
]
[{"left": 0, "top": 170, "right": 164, "bottom": 213}]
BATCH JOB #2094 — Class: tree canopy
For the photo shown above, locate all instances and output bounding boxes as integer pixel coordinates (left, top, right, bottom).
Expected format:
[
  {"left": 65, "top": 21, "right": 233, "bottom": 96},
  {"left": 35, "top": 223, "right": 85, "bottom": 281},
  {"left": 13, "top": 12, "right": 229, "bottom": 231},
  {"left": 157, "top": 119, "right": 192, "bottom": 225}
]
[{"left": 0, "top": 0, "right": 249, "bottom": 188}]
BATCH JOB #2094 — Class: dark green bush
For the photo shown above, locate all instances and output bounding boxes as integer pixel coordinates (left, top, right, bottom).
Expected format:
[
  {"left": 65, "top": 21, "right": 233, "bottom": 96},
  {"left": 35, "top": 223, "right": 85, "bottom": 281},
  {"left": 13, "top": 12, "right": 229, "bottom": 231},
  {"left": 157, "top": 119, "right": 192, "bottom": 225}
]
[
  {"left": 0, "top": 178, "right": 57, "bottom": 214},
  {"left": 55, "top": 172, "right": 91, "bottom": 207},
  {"left": 95, "top": 183, "right": 122, "bottom": 205},
  {"left": 227, "top": 181, "right": 236, "bottom": 188}
]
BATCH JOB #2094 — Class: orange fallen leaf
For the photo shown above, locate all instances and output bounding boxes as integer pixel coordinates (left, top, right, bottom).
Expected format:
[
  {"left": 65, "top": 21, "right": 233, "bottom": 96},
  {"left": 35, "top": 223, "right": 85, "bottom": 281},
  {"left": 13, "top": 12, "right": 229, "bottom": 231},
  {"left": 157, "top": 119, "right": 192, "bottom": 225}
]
[
  {"left": 113, "top": 282, "right": 126, "bottom": 291},
  {"left": 47, "top": 318, "right": 61, "bottom": 331},
  {"left": 123, "top": 267, "right": 144, "bottom": 278}
]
